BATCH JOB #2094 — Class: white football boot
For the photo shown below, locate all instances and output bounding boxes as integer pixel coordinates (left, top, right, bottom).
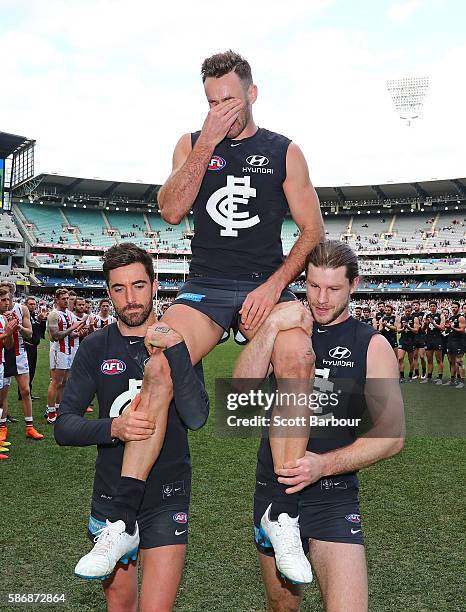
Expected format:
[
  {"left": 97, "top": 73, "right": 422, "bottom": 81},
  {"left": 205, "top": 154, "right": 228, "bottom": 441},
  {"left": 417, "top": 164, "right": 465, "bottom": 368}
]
[
  {"left": 260, "top": 504, "right": 313, "bottom": 584},
  {"left": 74, "top": 520, "right": 139, "bottom": 580}
]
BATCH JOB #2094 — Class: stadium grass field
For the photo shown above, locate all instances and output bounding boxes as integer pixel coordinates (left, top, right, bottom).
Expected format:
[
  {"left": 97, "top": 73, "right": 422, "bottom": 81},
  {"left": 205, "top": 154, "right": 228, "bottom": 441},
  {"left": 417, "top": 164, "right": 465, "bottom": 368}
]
[{"left": 1, "top": 339, "right": 465, "bottom": 611}]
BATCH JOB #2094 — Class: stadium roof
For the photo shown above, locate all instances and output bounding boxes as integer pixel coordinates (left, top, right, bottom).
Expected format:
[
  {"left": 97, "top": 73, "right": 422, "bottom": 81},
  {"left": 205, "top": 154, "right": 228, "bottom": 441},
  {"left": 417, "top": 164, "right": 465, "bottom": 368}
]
[
  {"left": 0, "top": 131, "right": 35, "bottom": 158},
  {"left": 13, "top": 173, "right": 160, "bottom": 202},
  {"left": 12, "top": 173, "right": 466, "bottom": 204}
]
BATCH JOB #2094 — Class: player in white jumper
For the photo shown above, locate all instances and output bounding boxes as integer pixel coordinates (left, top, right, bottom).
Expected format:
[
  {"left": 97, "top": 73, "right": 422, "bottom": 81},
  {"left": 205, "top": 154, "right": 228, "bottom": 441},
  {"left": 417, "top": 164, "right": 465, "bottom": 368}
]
[{"left": 45, "top": 289, "right": 84, "bottom": 424}]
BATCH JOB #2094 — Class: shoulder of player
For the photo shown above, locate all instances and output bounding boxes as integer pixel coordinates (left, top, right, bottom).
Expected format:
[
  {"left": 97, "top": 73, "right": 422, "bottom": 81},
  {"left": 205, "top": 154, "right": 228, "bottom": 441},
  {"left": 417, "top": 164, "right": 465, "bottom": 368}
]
[
  {"left": 259, "top": 127, "right": 291, "bottom": 144},
  {"left": 366, "top": 334, "right": 398, "bottom": 377}
]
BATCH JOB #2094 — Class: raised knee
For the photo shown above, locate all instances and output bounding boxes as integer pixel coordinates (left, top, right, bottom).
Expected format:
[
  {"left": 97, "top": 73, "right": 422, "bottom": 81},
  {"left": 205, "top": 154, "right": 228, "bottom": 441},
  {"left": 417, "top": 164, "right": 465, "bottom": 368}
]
[{"left": 273, "top": 342, "right": 315, "bottom": 379}]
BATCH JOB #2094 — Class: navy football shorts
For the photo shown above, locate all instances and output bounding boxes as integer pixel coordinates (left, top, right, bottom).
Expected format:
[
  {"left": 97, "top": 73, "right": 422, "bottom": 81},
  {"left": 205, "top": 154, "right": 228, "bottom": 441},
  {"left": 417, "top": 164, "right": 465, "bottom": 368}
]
[
  {"left": 425, "top": 339, "right": 443, "bottom": 351},
  {"left": 447, "top": 339, "right": 464, "bottom": 356},
  {"left": 89, "top": 500, "right": 190, "bottom": 549},
  {"left": 171, "top": 274, "right": 296, "bottom": 343},
  {"left": 398, "top": 339, "right": 415, "bottom": 353},
  {"left": 254, "top": 474, "right": 364, "bottom": 556}
]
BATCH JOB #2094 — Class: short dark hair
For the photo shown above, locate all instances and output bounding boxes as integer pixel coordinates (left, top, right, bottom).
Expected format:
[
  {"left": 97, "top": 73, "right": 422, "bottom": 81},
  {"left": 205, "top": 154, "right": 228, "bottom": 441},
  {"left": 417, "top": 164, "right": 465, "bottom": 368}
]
[
  {"left": 452, "top": 301, "right": 460, "bottom": 308},
  {"left": 201, "top": 50, "right": 252, "bottom": 86},
  {"left": 429, "top": 300, "right": 437, "bottom": 307},
  {"left": 412, "top": 300, "right": 420, "bottom": 306},
  {"left": 305, "top": 240, "right": 359, "bottom": 283},
  {"left": 99, "top": 298, "right": 110, "bottom": 307},
  {"left": 378, "top": 301, "right": 385, "bottom": 307},
  {"left": 103, "top": 243, "right": 154, "bottom": 286},
  {"left": 68, "top": 290, "right": 77, "bottom": 297}
]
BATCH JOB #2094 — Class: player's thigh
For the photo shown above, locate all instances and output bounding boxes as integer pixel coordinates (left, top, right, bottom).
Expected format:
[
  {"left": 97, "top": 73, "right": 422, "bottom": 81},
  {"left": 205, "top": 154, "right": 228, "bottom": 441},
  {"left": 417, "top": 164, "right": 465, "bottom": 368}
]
[
  {"left": 309, "top": 539, "right": 368, "bottom": 612},
  {"left": 161, "top": 304, "right": 223, "bottom": 364},
  {"left": 259, "top": 552, "right": 303, "bottom": 612},
  {"left": 139, "top": 544, "right": 186, "bottom": 612},
  {"left": 51, "top": 368, "right": 67, "bottom": 385},
  {"left": 103, "top": 560, "right": 138, "bottom": 612},
  {"left": 16, "top": 373, "right": 30, "bottom": 393}
]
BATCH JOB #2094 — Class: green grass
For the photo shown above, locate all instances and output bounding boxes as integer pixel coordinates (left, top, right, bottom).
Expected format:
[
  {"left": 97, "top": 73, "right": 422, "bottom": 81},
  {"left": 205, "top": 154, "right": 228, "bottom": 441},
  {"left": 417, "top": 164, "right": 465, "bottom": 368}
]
[{"left": 1, "top": 341, "right": 465, "bottom": 611}]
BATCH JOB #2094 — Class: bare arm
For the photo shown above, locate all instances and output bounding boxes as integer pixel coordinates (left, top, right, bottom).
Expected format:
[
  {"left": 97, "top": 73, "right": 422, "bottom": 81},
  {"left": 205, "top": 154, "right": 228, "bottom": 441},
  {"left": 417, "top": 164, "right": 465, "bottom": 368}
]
[
  {"left": 277, "top": 334, "right": 405, "bottom": 492},
  {"left": 158, "top": 99, "right": 243, "bottom": 224},
  {"left": 47, "top": 311, "right": 81, "bottom": 341},
  {"left": 0, "top": 319, "right": 18, "bottom": 349},
  {"left": 269, "top": 143, "right": 324, "bottom": 291},
  {"left": 233, "top": 319, "right": 281, "bottom": 381},
  {"left": 239, "top": 143, "right": 324, "bottom": 331},
  {"left": 18, "top": 304, "right": 33, "bottom": 340},
  {"left": 452, "top": 315, "right": 465, "bottom": 334}
]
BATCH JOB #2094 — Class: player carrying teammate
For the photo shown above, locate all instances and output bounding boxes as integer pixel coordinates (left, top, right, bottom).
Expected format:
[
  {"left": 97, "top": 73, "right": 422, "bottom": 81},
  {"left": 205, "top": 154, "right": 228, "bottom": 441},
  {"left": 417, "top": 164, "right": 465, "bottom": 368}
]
[
  {"left": 74, "top": 50, "right": 324, "bottom": 584},
  {"left": 55, "top": 243, "right": 206, "bottom": 609},
  {"left": 234, "top": 241, "right": 405, "bottom": 611}
]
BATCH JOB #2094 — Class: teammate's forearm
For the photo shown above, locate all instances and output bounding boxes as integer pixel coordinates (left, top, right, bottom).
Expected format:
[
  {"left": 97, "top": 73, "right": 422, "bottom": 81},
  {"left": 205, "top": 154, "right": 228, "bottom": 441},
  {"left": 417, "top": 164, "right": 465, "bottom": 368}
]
[
  {"left": 55, "top": 413, "right": 114, "bottom": 446},
  {"left": 158, "top": 136, "right": 215, "bottom": 224},
  {"left": 18, "top": 324, "right": 33, "bottom": 340},
  {"left": 233, "top": 321, "right": 279, "bottom": 380},
  {"left": 319, "top": 437, "right": 404, "bottom": 477},
  {"left": 268, "top": 226, "right": 325, "bottom": 290},
  {"left": 164, "top": 342, "right": 209, "bottom": 430}
]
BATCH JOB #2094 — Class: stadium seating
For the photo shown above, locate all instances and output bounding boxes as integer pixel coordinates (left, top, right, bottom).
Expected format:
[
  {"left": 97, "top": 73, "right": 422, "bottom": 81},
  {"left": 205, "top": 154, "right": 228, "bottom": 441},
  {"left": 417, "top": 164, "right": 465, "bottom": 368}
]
[
  {"left": 0, "top": 212, "right": 22, "bottom": 242},
  {"left": 62, "top": 208, "right": 115, "bottom": 248},
  {"left": 148, "top": 215, "right": 192, "bottom": 251},
  {"left": 19, "top": 203, "right": 77, "bottom": 245},
  {"left": 106, "top": 211, "right": 156, "bottom": 250}
]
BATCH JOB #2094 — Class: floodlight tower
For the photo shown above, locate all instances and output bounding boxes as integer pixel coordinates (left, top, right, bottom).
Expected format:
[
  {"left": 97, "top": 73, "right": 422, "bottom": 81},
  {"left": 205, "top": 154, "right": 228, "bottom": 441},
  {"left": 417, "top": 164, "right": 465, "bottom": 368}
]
[{"left": 386, "top": 77, "right": 430, "bottom": 126}]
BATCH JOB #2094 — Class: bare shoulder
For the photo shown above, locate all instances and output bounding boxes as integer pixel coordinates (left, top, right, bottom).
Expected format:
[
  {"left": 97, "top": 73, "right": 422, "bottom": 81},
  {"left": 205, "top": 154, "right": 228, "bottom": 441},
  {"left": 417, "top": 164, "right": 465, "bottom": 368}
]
[
  {"left": 171, "top": 133, "right": 193, "bottom": 171},
  {"left": 47, "top": 310, "right": 58, "bottom": 323},
  {"left": 367, "top": 334, "right": 398, "bottom": 378}
]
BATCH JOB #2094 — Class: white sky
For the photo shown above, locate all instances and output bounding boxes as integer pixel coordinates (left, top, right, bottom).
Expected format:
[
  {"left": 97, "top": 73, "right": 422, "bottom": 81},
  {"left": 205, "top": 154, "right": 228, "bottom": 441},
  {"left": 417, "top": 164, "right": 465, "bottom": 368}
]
[{"left": 1, "top": 0, "right": 465, "bottom": 187}]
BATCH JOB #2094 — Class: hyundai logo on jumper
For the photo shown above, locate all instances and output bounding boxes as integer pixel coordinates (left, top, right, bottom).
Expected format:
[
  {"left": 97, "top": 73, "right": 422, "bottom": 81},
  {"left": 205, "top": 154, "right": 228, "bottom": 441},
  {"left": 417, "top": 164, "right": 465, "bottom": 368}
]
[
  {"left": 329, "top": 347, "right": 352, "bottom": 359},
  {"left": 243, "top": 154, "right": 273, "bottom": 174},
  {"left": 208, "top": 155, "right": 226, "bottom": 171},
  {"left": 246, "top": 155, "right": 269, "bottom": 166}
]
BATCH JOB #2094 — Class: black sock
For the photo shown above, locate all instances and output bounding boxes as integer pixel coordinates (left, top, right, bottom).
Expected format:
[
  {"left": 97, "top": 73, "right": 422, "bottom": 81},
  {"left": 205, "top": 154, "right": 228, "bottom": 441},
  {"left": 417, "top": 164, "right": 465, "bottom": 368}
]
[
  {"left": 400, "top": 371, "right": 405, "bottom": 379},
  {"left": 427, "top": 372, "right": 432, "bottom": 379},
  {"left": 109, "top": 477, "right": 146, "bottom": 534},
  {"left": 269, "top": 483, "right": 299, "bottom": 521},
  {"left": 415, "top": 369, "right": 419, "bottom": 376},
  {"left": 438, "top": 374, "right": 443, "bottom": 380},
  {"left": 409, "top": 371, "right": 413, "bottom": 379}
]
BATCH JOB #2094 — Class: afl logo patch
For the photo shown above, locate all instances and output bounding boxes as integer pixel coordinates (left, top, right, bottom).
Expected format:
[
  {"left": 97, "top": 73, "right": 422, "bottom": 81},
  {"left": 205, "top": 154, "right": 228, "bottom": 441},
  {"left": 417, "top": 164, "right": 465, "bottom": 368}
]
[
  {"left": 173, "top": 512, "right": 188, "bottom": 524},
  {"left": 208, "top": 155, "right": 226, "bottom": 171},
  {"left": 345, "top": 513, "right": 361, "bottom": 524},
  {"left": 101, "top": 359, "right": 126, "bottom": 375}
]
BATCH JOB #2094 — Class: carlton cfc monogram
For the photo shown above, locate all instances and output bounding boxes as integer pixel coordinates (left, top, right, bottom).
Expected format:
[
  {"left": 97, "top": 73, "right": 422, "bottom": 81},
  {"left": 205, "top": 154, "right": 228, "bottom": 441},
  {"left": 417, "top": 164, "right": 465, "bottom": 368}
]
[{"left": 206, "top": 175, "right": 260, "bottom": 237}]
